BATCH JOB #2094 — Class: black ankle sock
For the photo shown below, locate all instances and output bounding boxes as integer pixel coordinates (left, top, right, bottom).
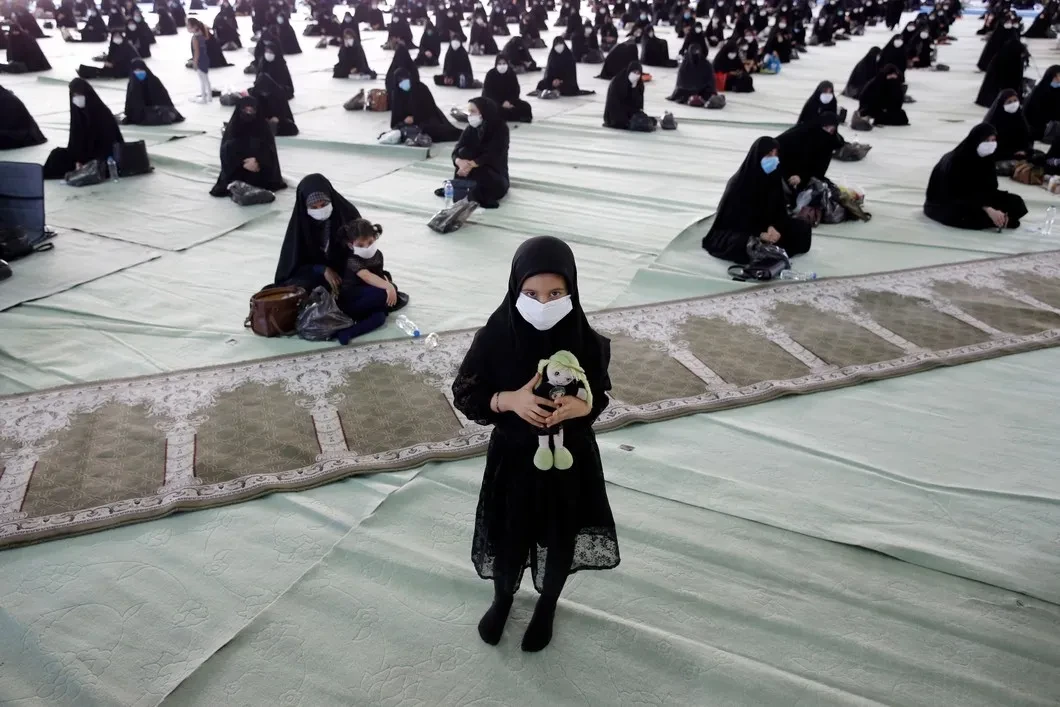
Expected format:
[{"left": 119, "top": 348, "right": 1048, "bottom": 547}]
[
  {"left": 521, "top": 594, "right": 559, "bottom": 652},
  {"left": 477, "top": 590, "right": 514, "bottom": 646}
]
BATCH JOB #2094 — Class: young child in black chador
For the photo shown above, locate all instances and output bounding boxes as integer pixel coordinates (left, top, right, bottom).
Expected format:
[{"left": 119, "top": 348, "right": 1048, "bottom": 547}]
[{"left": 452, "top": 235, "right": 620, "bottom": 652}]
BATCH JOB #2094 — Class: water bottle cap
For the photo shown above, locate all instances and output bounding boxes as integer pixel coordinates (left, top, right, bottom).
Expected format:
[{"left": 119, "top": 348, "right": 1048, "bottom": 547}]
[{"left": 412, "top": 330, "right": 421, "bottom": 337}]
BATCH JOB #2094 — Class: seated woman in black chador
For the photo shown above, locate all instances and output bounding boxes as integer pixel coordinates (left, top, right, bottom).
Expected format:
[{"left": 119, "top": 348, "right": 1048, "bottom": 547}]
[
  {"left": 123, "top": 59, "right": 185, "bottom": 125},
  {"left": 0, "top": 85, "right": 48, "bottom": 149},
  {"left": 1023, "top": 66, "right": 1060, "bottom": 141},
  {"left": 714, "top": 39, "right": 754, "bottom": 93},
  {"left": 251, "top": 72, "right": 299, "bottom": 136},
  {"left": 858, "top": 64, "right": 909, "bottom": 126},
  {"left": 273, "top": 173, "right": 361, "bottom": 294},
  {"left": 534, "top": 36, "right": 594, "bottom": 96},
  {"left": 983, "top": 89, "right": 1034, "bottom": 161},
  {"left": 43, "top": 78, "right": 124, "bottom": 179},
  {"left": 256, "top": 40, "right": 293, "bottom": 97},
  {"left": 209, "top": 96, "right": 287, "bottom": 196},
  {"left": 701, "top": 136, "right": 812, "bottom": 263},
  {"left": 603, "top": 61, "right": 655, "bottom": 130},
  {"left": 76, "top": 9, "right": 110, "bottom": 42},
  {"left": 667, "top": 44, "right": 716, "bottom": 105},
  {"left": 483, "top": 54, "right": 533, "bottom": 123},
  {"left": 775, "top": 112, "right": 843, "bottom": 201},
  {"left": 501, "top": 35, "right": 538, "bottom": 72},
  {"left": 924, "top": 123, "right": 1027, "bottom": 231},
  {"left": 434, "top": 36, "right": 477, "bottom": 87},
  {"left": 333, "top": 29, "right": 376, "bottom": 79},
  {"left": 797, "top": 81, "right": 844, "bottom": 125},
  {"left": 433, "top": 97, "right": 510, "bottom": 208},
  {"left": 597, "top": 33, "right": 638, "bottom": 80},
  {"left": 976, "top": 39, "right": 1027, "bottom": 109},
  {"left": 641, "top": 25, "right": 677, "bottom": 68},
  {"left": 414, "top": 21, "right": 441, "bottom": 66},
  {"left": 3, "top": 24, "right": 52, "bottom": 72},
  {"left": 389, "top": 68, "right": 463, "bottom": 143},
  {"left": 843, "top": 46, "right": 880, "bottom": 99},
  {"left": 469, "top": 12, "right": 499, "bottom": 55},
  {"left": 77, "top": 29, "right": 139, "bottom": 79},
  {"left": 452, "top": 235, "right": 620, "bottom": 652}
]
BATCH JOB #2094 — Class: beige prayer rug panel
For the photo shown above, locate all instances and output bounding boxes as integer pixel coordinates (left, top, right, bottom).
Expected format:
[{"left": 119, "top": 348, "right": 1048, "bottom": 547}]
[
  {"left": 607, "top": 335, "right": 706, "bottom": 405},
  {"left": 333, "top": 364, "right": 463, "bottom": 456},
  {"left": 932, "top": 281, "right": 1060, "bottom": 336},
  {"left": 679, "top": 316, "right": 809, "bottom": 387},
  {"left": 770, "top": 302, "right": 906, "bottom": 368},
  {"left": 194, "top": 383, "right": 320, "bottom": 486},
  {"left": 1001, "top": 271, "right": 1060, "bottom": 310},
  {"left": 854, "top": 290, "right": 991, "bottom": 351},
  {"left": 21, "top": 403, "right": 163, "bottom": 519}
]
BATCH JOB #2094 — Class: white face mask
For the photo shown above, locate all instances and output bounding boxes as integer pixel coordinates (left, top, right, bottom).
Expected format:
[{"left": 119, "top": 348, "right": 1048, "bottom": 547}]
[
  {"left": 72, "top": 95, "right": 86, "bottom": 108},
  {"left": 497, "top": 63, "right": 509, "bottom": 74},
  {"left": 468, "top": 113, "right": 483, "bottom": 127},
  {"left": 128, "top": 23, "right": 136, "bottom": 31},
  {"left": 920, "top": 31, "right": 929, "bottom": 38},
  {"left": 1004, "top": 23, "right": 1014, "bottom": 29},
  {"left": 264, "top": 52, "right": 276, "bottom": 62},
  {"left": 893, "top": 39, "right": 903, "bottom": 48},
  {"left": 779, "top": 23, "right": 787, "bottom": 28},
  {"left": 554, "top": 43, "right": 565, "bottom": 53},
  {"left": 976, "top": 140, "right": 997, "bottom": 157},
  {"left": 516, "top": 294, "right": 573, "bottom": 331},
  {"left": 628, "top": 72, "right": 640, "bottom": 85},
  {"left": 307, "top": 204, "right": 333, "bottom": 221},
  {"left": 352, "top": 243, "right": 378, "bottom": 259},
  {"left": 727, "top": 52, "right": 737, "bottom": 59},
  {"left": 113, "top": 36, "right": 123, "bottom": 44},
  {"left": 277, "top": 16, "right": 285, "bottom": 24},
  {"left": 345, "top": 39, "right": 354, "bottom": 46},
  {"left": 451, "top": 39, "right": 462, "bottom": 49},
  {"left": 819, "top": 92, "right": 834, "bottom": 104},
  {"left": 1003, "top": 101, "right": 1019, "bottom": 114}
]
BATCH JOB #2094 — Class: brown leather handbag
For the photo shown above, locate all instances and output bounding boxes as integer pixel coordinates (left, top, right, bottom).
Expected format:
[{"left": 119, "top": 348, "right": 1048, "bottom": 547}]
[{"left": 244, "top": 286, "right": 306, "bottom": 337}]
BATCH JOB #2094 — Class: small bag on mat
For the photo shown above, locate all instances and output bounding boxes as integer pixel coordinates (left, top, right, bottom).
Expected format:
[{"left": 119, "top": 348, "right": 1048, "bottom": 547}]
[
  {"left": 687, "top": 94, "right": 706, "bottom": 107},
  {"left": 850, "top": 110, "right": 873, "bottom": 131},
  {"left": 1043, "top": 120, "right": 1060, "bottom": 144},
  {"left": 114, "top": 140, "right": 152, "bottom": 176},
  {"left": 296, "top": 286, "right": 355, "bottom": 341},
  {"left": 628, "top": 112, "right": 657, "bottom": 132},
  {"left": 343, "top": 89, "right": 365, "bottom": 110},
  {"left": 245, "top": 285, "right": 306, "bottom": 336},
  {"left": 1012, "top": 161, "right": 1045, "bottom": 186},
  {"left": 833, "top": 141, "right": 871, "bottom": 161},
  {"left": 727, "top": 238, "right": 790, "bottom": 282},
  {"left": 0, "top": 226, "right": 55, "bottom": 262},
  {"left": 428, "top": 197, "right": 479, "bottom": 233},
  {"left": 660, "top": 112, "right": 677, "bottom": 130},
  {"left": 366, "top": 88, "right": 388, "bottom": 111},
  {"left": 706, "top": 94, "right": 726, "bottom": 109},
  {"left": 228, "top": 180, "right": 276, "bottom": 205},
  {"left": 64, "top": 159, "right": 105, "bottom": 187},
  {"left": 377, "top": 128, "right": 403, "bottom": 145}
]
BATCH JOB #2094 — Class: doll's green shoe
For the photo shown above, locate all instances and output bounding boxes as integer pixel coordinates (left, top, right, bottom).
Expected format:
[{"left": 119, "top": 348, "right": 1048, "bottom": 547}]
[
  {"left": 534, "top": 447, "right": 554, "bottom": 470},
  {"left": 553, "top": 446, "right": 574, "bottom": 471}
]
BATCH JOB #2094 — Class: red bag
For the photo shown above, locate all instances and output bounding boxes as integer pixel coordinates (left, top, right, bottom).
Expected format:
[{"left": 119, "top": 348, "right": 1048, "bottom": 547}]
[{"left": 715, "top": 72, "right": 727, "bottom": 92}]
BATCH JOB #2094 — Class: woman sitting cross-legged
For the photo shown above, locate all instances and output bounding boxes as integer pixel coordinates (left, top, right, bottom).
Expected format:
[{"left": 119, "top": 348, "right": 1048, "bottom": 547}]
[{"left": 433, "top": 97, "right": 510, "bottom": 208}]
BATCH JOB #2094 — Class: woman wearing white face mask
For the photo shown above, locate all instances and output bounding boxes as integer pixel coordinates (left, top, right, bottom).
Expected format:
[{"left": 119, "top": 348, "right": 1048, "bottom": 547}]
[
  {"left": 256, "top": 39, "right": 294, "bottom": 98},
  {"left": 434, "top": 35, "right": 480, "bottom": 87},
  {"left": 468, "top": 8, "right": 500, "bottom": 55},
  {"left": 536, "top": 37, "right": 595, "bottom": 95},
  {"left": 433, "top": 97, "right": 510, "bottom": 208},
  {"left": 274, "top": 174, "right": 364, "bottom": 296},
  {"left": 983, "top": 88, "right": 1035, "bottom": 161},
  {"left": 329, "top": 218, "right": 409, "bottom": 344},
  {"left": 924, "top": 123, "right": 1027, "bottom": 231},
  {"left": 333, "top": 29, "right": 377, "bottom": 79},
  {"left": 796, "top": 80, "right": 846, "bottom": 126},
  {"left": 603, "top": 60, "right": 657, "bottom": 131},
  {"left": 452, "top": 235, "right": 619, "bottom": 653},
  {"left": 43, "top": 78, "right": 126, "bottom": 179},
  {"left": 76, "top": 30, "right": 140, "bottom": 79},
  {"left": 483, "top": 53, "right": 533, "bottom": 123},
  {"left": 270, "top": 11, "right": 303, "bottom": 56}
]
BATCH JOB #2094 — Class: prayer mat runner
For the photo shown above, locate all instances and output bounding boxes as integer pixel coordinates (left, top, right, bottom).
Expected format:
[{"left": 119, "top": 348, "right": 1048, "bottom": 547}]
[{"left": 3, "top": 251, "right": 1060, "bottom": 548}]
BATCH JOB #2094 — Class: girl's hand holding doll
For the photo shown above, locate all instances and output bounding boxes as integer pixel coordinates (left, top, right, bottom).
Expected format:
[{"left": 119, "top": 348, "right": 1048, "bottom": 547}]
[
  {"left": 496, "top": 372, "right": 553, "bottom": 428},
  {"left": 546, "top": 395, "right": 590, "bottom": 426}
]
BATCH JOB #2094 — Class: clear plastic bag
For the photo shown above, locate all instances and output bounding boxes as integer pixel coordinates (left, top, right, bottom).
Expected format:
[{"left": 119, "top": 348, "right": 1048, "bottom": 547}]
[
  {"left": 295, "top": 286, "right": 355, "bottom": 341},
  {"left": 428, "top": 197, "right": 479, "bottom": 233}
]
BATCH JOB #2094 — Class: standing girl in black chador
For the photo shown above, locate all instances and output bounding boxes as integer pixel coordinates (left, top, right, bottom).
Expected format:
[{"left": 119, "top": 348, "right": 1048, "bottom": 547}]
[{"left": 453, "top": 236, "right": 620, "bottom": 652}]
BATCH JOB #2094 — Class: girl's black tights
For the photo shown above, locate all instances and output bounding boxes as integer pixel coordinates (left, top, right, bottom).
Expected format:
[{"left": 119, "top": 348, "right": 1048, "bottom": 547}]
[{"left": 478, "top": 543, "right": 573, "bottom": 651}]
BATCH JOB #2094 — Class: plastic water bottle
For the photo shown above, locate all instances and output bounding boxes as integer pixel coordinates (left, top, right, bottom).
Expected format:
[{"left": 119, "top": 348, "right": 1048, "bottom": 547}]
[
  {"left": 395, "top": 314, "right": 421, "bottom": 338},
  {"left": 106, "top": 156, "right": 119, "bottom": 182},
  {"left": 1045, "top": 206, "right": 1056, "bottom": 235},
  {"left": 779, "top": 270, "right": 817, "bottom": 282},
  {"left": 443, "top": 180, "right": 454, "bottom": 209}
]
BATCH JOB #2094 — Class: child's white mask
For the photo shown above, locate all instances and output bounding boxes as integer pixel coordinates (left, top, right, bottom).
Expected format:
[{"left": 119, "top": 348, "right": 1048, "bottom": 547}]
[
  {"left": 516, "top": 294, "right": 573, "bottom": 331},
  {"left": 352, "top": 244, "right": 378, "bottom": 259}
]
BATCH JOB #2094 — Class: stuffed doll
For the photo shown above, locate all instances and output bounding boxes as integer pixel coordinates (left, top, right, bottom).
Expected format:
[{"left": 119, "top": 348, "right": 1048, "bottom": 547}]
[{"left": 532, "top": 350, "right": 592, "bottom": 470}]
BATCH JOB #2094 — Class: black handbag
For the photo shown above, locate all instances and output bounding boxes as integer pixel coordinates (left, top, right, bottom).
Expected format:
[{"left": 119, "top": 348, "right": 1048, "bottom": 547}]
[
  {"left": 64, "top": 160, "right": 105, "bottom": 187},
  {"left": 727, "top": 238, "right": 790, "bottom": 282},
  {"left": 0, "top": 226, "right": 55, "bottom": 262},
  {"left": 113, "top": 140, "right": 152, "bottom": 177}
]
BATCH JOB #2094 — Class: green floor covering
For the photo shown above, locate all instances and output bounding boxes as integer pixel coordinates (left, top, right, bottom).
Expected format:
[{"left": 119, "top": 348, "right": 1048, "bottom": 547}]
[{"left": 1, "top": 11, "right": 1058, "bottom": 707}]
